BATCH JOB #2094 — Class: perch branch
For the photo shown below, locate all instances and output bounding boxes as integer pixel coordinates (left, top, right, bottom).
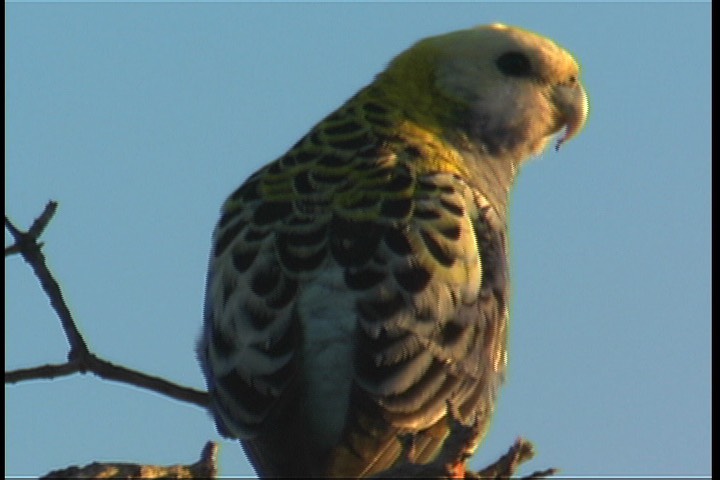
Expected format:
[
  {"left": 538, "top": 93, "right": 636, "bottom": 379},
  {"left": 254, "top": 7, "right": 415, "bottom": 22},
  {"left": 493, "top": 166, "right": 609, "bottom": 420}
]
[
  {"left": 42, "top": 441, "right": 218, "bottom": 479},
  {"left": 373, "top": 403, "right": 557, "bottom": 479}
]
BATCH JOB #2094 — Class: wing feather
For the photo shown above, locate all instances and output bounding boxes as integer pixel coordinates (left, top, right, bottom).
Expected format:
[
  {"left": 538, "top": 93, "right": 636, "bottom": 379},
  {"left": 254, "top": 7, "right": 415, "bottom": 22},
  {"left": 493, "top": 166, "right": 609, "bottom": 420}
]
[{"left": 199, "top": 96, "right": 509, "bottom": 477}]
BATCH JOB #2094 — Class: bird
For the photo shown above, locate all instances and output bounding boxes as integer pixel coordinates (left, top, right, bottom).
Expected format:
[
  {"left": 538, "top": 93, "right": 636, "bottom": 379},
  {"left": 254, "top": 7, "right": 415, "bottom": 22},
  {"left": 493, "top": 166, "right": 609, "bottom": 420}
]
[{"left": 198, "top": 23, "right": 588, "bottom": 478}]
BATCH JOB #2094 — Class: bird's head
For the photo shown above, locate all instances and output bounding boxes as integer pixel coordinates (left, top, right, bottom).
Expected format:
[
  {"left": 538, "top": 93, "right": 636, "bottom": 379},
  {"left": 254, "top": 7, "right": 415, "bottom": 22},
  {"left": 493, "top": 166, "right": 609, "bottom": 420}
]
[{"left": 378, "top": 23, "right": 588, "bottom": 162}]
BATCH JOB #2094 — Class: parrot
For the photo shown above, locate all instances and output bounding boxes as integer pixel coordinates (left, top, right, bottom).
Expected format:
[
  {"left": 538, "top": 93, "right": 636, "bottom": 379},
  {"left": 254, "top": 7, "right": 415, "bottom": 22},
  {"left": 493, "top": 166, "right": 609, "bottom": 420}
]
[{"left": 198, "top": 23, "right": 588, "bottom": 478}]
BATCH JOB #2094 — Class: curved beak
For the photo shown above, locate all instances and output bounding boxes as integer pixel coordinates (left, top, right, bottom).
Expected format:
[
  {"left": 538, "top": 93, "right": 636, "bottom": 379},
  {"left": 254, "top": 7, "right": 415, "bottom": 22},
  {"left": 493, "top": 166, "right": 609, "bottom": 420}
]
[{"left": 554, "top": 82, "right": 589, "bottom": 151}]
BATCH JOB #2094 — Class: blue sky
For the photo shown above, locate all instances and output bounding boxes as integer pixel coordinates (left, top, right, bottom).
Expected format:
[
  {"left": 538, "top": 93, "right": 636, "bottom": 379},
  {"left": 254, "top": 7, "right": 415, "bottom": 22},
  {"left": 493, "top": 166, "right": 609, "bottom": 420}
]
[{"left": 6, "top": 2, "right": 710, "bottom": 478}]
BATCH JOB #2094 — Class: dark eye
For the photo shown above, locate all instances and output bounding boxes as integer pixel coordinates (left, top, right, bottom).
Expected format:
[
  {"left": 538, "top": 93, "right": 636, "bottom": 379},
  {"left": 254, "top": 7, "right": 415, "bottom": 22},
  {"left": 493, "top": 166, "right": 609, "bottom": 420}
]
[{"left": 496, "top": 51, "right": 532, "bottom": 77}]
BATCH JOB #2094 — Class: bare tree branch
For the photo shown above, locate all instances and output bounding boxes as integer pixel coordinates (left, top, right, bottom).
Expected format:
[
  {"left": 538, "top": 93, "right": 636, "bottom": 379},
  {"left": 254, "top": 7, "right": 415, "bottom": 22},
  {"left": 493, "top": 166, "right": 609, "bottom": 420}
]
[
  {"left": 473, "top": 437, "right": 559, "bottom": 480},
  {"left": 6, "top": 201, "right": 90, "bottom": 359},
  {"left": 5, "top": 362, "right": 80, "bottom": 383},
  {"left": 5, "top": 202, "right": 210, "bottom": 409},
  {"left": 4, "top": 353, "right": 209, "bottom": 408},
  {"left": 41, "top": 441, "right": 219, "bottom": 479}
]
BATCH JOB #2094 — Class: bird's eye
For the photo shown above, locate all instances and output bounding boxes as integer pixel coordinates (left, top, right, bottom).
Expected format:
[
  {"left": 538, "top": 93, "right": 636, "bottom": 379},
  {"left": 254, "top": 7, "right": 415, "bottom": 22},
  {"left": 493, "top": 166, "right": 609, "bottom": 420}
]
[{"left": 496, "top": 52, "right": 532, "bottom": 77}]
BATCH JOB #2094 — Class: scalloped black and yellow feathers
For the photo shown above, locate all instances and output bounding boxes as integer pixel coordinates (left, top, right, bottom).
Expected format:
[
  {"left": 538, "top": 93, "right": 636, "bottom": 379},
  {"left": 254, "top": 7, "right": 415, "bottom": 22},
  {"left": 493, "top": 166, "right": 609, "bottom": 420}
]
[{"left": 198, "top": 23, "right": 587, "bottom": 477}]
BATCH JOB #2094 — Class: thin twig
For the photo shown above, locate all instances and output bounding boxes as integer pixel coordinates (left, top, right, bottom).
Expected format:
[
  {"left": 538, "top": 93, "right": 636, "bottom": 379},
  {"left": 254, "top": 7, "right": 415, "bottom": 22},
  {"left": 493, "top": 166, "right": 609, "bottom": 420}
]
[
  {"left": 5, "top": 356, "right": 209, "bottom": 408},
  {"left": 6, "top": 201, "right": 89, "bottom": 359},
  {"left": 5, "top": 362, "right": 80, "bottom": 383},
  {"left": 5, "top": 202, "right": 210, "bottom": 409}
]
